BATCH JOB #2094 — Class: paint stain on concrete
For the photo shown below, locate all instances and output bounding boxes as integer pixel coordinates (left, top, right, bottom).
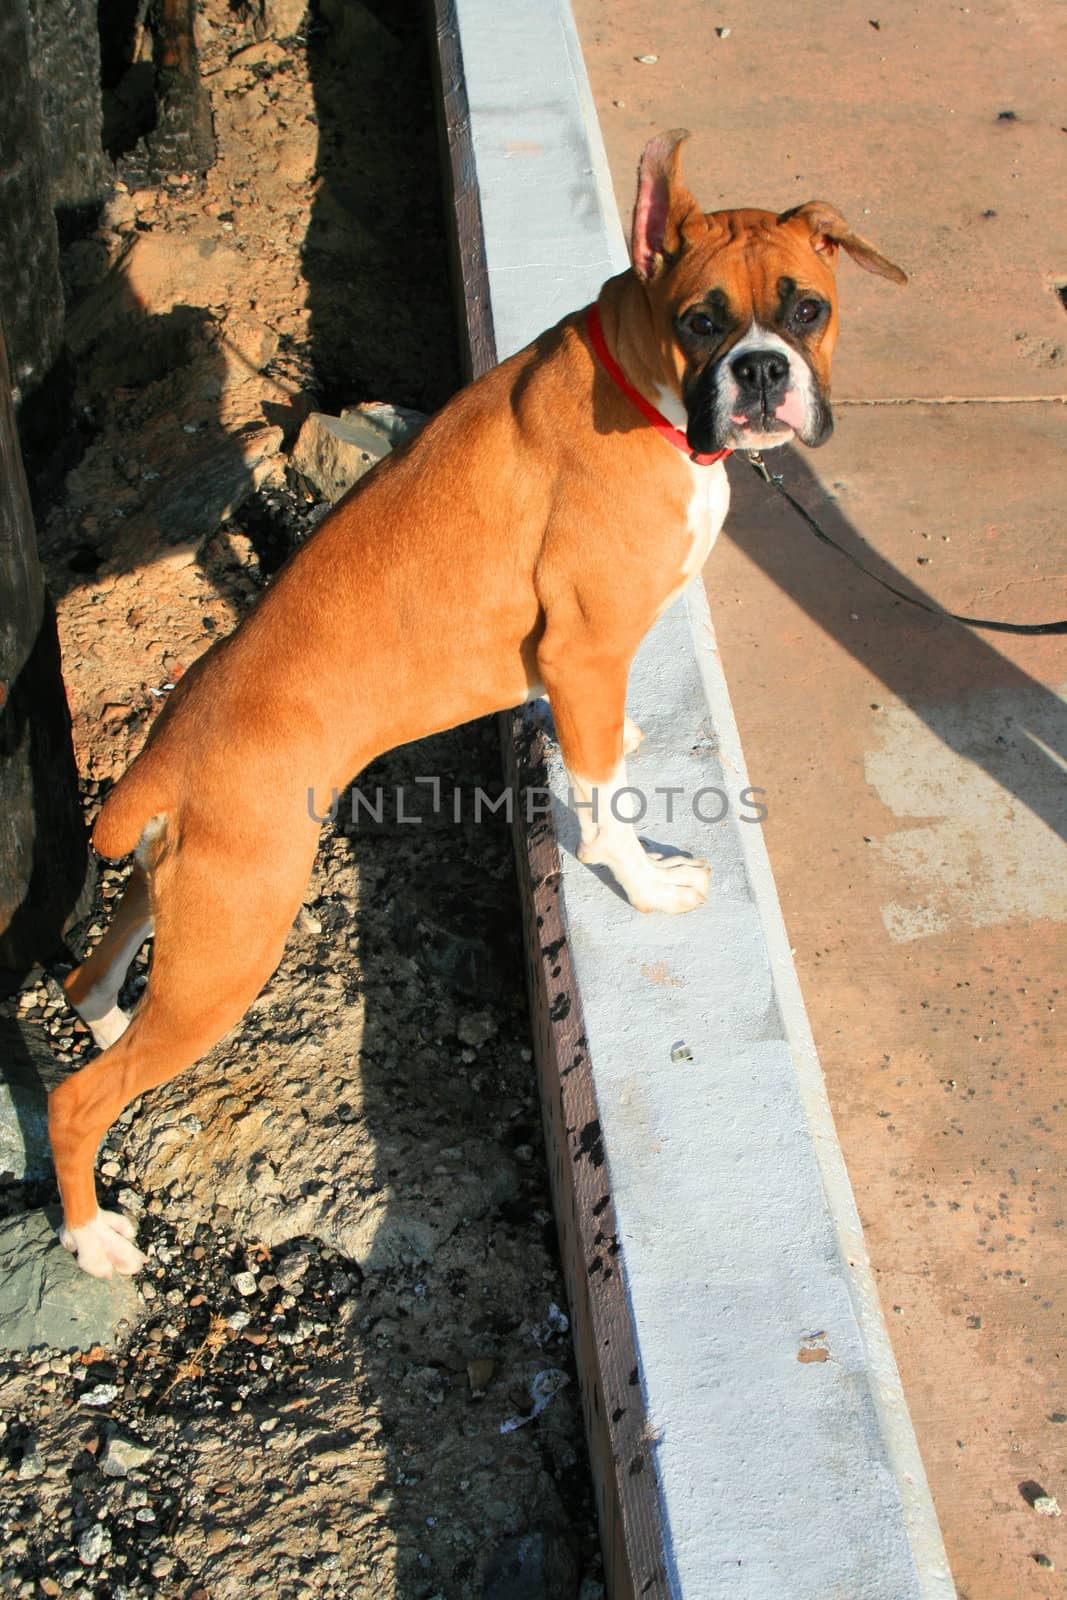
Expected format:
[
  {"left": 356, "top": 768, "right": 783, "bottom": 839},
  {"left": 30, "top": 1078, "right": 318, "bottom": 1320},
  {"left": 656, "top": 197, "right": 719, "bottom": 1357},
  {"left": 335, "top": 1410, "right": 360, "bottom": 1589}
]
[
  {"left": 797, "top": 1330, "right": 831, "bottom": 1363},
  {"left": 865, "top": 684, "right": 1067, "bottom": 942},
  {"left": 640, "top": 961, "right": 684, "bottom": 987}
]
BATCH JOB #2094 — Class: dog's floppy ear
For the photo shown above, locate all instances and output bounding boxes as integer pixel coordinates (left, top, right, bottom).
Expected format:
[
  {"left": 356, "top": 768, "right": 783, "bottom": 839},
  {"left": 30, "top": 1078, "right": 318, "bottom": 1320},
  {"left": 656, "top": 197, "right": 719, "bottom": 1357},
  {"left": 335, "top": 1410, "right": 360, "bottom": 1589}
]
[
  {"left": 631, "top": 129, "right": 702, "bottom": 282},
  {"left": 778, "top": 201, "right": 908, "bottom": 284}
]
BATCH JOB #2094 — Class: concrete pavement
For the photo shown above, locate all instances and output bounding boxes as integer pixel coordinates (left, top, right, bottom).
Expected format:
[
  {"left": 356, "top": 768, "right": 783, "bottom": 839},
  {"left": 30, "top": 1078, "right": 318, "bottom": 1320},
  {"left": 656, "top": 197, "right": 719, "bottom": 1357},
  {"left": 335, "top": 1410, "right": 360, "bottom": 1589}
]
[{"left": 573, "top": 0, "right": 1067, "bottom": 1594}]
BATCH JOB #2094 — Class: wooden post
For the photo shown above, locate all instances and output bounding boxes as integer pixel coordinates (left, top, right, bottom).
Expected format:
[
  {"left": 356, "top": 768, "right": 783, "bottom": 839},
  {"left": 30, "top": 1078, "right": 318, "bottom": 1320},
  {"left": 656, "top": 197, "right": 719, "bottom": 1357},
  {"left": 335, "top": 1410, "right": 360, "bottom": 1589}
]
[
  {"left": 118, "top": 0, "right": 216, "bottom": 188},
  {"left": 0, "top": 0, "right": 66, "bottom": 446},
  {"left": 0, "top": 325, "right": 88, "bottom": 989}
]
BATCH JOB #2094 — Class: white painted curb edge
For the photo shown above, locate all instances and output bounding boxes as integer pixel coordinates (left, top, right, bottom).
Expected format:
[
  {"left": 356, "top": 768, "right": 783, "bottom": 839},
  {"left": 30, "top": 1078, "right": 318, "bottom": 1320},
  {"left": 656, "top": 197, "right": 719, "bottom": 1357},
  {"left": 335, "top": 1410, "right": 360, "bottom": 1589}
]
[
  {"left": 683, "top": 581, "right": 956, "bottom": 1596},
  {"left": 441, "top": 0, "right": 957, "bottom": 1594}
]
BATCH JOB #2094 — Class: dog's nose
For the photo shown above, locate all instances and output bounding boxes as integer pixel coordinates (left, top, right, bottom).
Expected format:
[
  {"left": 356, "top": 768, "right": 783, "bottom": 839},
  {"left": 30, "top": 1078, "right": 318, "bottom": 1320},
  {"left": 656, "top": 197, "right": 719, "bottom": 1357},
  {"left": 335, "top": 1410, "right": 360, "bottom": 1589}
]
[{"left": 730, "top": 348, "right": 790, "bottom": 393}]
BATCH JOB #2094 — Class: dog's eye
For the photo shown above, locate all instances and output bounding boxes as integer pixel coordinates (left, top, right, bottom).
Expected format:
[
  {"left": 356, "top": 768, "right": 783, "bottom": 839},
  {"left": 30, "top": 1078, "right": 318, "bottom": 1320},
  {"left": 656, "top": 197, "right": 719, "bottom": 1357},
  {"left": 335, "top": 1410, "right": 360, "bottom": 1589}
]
[
  {"left": 794, "top": 298, "right": 822, "bottom": 326},
  {"left": 687, "top": 310, "right": 716, "bottom": 338}
]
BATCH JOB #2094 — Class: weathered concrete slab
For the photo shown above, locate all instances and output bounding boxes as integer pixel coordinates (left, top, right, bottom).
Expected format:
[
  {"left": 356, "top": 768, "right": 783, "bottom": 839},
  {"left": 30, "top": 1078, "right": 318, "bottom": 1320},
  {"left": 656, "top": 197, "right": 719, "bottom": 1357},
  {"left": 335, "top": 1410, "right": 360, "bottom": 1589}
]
[{"left": 0, "top": 1210, "right": 140, "bottom": 1354}]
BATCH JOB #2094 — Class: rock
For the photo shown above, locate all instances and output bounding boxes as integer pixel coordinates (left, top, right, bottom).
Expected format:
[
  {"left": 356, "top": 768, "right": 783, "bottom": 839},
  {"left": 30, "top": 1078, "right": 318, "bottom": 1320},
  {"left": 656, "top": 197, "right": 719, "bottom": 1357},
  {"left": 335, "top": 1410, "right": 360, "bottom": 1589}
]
[
  {"left": 290, "top": 403, "right": 426, "bottom": 503},
  {"left": 289, "top": 412, "right": 387, "bottom": 502},
  {"left": 77, "top": 1523, "right": 111, "bottom": 1566},
  {"left": 340, "top": 1204, "right": 437, "bottom": 1274},
  {"left": 0, "top": 1211, "right": 139, "bottom": 1353},
  {"left": 17, "top": 1435, "right": 44, "bottom": 1480},
  {"left": 232, "top": 1271, "right": 258, "bottom": 1297},
  {"left": 0, "top": 1020, "right": 63, "bottom": 1179},
  {"left": 99, "top": 1431, "right": 154, "bottom": 1479},
  {"left": 229, "top": 39, "right": 290, "bottom": 68},
  {"left": 457, "top": 1011, "right": 498, "bottom": 1049},
  {"left": 343, "top": 401, "right": 428, "bottom": 446},
  {"left": 483, "top": 1526, "right": 579, "bottom": 1600},
  {"left": 221, "top": 311, "right": 279, "bottom": 373},
  {"left": 1034, "top": 1494, "right": 1061, "bottom": 1517},
  {"left": 467, "top": 1357, "right": 494, "bottom": 1393},
  {"left": 256, "top": 0, "right": 308, "bottom": 38},
  {"left": 78, "top": 1383, "right": 119, "bottom": 1408},
  {"left": 101, "top": 192, "right": 138, "bottom": 233},
  {"left": 274, "top": 1248, "right": 312, "bottom": 1289}
]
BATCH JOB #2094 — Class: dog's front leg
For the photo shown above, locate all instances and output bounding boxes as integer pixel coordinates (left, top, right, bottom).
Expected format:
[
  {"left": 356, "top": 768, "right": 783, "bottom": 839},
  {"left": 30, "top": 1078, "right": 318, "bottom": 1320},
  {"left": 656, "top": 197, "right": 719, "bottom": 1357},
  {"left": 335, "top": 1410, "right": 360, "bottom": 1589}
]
[{"left": 537, "top": 635, "right": 709, "bottom": 915}]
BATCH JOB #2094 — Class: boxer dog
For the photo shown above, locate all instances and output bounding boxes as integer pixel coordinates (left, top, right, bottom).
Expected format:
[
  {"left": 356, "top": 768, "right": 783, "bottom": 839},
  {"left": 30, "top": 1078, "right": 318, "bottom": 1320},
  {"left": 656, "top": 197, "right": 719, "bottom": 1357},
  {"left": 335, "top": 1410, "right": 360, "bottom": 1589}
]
[{"left": 51, "top": 131, "right": 905, "bottom": 1276}]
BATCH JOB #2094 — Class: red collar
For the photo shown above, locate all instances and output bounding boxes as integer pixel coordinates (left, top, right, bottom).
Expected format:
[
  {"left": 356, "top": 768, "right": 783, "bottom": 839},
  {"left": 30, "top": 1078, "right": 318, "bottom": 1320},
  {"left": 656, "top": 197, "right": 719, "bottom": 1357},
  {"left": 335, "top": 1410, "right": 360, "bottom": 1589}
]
[{"left": 585, "top": 304, "right": 731, "bottom": 467}]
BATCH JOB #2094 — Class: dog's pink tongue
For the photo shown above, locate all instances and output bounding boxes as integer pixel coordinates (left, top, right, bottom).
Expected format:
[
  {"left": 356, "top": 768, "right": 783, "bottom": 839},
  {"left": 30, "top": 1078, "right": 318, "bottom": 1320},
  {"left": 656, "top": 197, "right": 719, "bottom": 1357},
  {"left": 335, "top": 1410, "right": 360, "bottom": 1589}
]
[{"left": 774, "top": 389, "right": 806, "bottom": 430}]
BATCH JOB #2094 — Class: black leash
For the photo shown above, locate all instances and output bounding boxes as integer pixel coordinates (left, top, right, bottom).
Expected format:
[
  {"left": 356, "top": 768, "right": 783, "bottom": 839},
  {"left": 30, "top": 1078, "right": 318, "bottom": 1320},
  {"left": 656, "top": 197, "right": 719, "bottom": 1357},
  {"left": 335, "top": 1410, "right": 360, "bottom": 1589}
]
[{"left": 745, "top": 451, "right": 1067, "bottom": 636}]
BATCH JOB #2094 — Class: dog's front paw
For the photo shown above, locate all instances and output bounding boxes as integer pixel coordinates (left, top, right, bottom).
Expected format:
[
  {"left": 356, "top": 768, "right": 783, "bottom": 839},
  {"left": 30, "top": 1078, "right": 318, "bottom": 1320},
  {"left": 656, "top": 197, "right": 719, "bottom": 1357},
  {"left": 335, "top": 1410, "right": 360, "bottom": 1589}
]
[
  {"left": 628, "top": 851, "right": 711, "bottom": 914},
  {"left": 60, "top": 1209, "right": 146, "bottom": 1278},
  {"left": 580, "top": 836, "right": 711, "bottom": 914}
]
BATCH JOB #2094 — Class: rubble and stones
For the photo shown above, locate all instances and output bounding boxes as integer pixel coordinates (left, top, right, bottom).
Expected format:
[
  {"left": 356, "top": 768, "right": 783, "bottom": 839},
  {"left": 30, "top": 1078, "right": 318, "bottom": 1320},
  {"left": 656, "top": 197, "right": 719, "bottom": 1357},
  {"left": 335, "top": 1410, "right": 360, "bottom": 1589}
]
[{"left": 0, "top": 1, "right": 599, "bottom": 1595}]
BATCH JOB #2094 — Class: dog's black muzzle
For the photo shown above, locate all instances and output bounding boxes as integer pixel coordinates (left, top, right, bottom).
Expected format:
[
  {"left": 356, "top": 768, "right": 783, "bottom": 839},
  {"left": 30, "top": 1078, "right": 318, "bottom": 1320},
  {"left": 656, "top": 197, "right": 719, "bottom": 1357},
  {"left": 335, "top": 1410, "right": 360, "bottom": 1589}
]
[{"left": 729, "top": 347, "right": 790, "bottom": 422}]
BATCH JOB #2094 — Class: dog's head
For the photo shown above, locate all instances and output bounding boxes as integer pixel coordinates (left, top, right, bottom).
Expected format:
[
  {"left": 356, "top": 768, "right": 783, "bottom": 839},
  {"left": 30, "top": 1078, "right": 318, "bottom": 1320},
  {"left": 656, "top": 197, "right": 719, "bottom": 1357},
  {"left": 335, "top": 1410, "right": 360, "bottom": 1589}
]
[{"left": 630, "top": 130, "right": 906, "bottom": 454}]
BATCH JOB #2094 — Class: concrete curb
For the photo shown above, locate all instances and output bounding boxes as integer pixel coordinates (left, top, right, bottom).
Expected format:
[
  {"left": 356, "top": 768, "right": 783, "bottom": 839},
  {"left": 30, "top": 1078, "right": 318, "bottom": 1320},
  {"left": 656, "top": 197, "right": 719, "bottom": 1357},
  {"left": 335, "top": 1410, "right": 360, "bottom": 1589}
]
[{"left": 430, "top": 2, "right": 956, "bottom": 1594}]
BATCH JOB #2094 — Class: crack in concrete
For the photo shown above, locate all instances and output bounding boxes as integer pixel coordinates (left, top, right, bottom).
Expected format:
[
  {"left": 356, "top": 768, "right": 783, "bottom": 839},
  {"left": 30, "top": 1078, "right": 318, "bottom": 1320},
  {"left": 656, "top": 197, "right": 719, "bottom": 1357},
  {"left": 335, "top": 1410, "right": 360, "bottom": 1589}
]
[{"left": 836, "top": 394, "right": 1067, "bottom": 405}]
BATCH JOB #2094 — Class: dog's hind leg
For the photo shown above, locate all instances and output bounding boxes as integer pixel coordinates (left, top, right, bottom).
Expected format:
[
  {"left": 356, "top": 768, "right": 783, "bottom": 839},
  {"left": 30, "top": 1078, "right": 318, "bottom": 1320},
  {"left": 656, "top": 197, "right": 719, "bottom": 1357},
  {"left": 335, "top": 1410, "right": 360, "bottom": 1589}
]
[
  {"left": 63, "top": 864, "right": 154, "bottom": 1049},
  {"left": 48, "top": 842, "right": 310, "bottom": 1277}
]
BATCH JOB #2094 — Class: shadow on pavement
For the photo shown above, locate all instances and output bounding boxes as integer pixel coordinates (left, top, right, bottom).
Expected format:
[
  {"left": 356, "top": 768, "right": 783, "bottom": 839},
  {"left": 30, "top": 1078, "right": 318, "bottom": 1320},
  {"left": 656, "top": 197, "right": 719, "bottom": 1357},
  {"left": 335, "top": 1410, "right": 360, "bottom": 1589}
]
[{"left": 722, "top": 448, "right": 1067, "bottom": 843}]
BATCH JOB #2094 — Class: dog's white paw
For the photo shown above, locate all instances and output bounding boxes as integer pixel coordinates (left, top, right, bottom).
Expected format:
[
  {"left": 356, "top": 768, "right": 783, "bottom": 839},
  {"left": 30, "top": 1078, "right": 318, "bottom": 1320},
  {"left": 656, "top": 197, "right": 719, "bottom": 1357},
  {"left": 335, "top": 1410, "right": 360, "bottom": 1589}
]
[
  {"left": 626, "top": 851, "right": 711, "bottom": 914},
  {"left": 579, "top": 839, "right": 711, "bottom": 914},
  {"left": 60, "top": 1209, "right": 146, "bottom": 1278}
]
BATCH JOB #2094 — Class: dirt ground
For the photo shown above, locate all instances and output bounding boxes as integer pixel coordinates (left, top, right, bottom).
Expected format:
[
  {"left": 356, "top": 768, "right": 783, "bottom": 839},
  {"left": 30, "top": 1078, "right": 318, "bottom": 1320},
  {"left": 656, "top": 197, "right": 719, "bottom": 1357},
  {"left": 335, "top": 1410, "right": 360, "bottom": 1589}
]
[{"left": 0, "top": 2, "right": 600, "bottom": 1596}]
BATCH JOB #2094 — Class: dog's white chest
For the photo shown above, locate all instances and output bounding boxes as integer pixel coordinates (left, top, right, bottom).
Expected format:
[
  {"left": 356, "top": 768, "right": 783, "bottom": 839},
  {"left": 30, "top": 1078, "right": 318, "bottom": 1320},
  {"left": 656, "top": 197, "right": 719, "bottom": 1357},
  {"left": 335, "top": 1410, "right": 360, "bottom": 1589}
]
[
  {"left": 653, "top": 460, "right": 730, "bottom": 622},
  {"left": 680, "top": 458, "right": 730, "bottom": 577}
]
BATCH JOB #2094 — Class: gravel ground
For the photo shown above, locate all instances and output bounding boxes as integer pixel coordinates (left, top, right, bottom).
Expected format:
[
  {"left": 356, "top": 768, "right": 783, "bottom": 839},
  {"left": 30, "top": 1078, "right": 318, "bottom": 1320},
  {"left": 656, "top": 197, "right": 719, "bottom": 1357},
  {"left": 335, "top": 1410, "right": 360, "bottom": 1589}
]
[{"left": 0, "top": 1, "right": 600, "bottom": 1595}]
